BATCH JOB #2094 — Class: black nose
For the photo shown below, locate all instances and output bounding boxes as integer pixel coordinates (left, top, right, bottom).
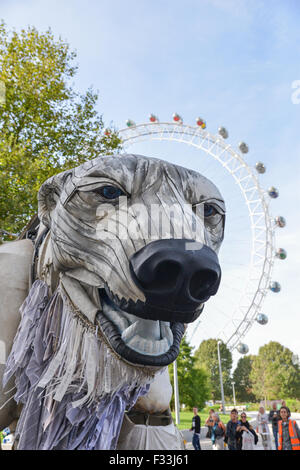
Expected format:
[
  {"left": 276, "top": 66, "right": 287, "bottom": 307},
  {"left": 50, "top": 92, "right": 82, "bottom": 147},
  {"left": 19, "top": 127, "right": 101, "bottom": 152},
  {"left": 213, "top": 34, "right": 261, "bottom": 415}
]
[{"left": 129, "top": 238, "right": 221, "bottom": 322}]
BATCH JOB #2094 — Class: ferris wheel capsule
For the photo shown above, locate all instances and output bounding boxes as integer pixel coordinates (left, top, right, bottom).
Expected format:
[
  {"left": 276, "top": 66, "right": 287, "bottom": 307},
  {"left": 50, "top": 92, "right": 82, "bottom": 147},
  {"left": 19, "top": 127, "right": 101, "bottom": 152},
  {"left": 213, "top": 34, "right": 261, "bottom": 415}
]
[
  {"left": 270, "top": 281, "right": 281, "bottom": 293},
  {"left": 239, "top": 142, "right": 249, "bottom": 154},
  {"left": 196, "top": 117, "right": 206, "bottom": 129},
  {"left": 126, "top": 119, "right": 136, "bottom": 128},
  {"left": 255, "top": 162, "right": 266, "bottom": 174},
  {"left": 275, "top": 216, "right": 286, "bottom": 228},
  {"left": 256, "top": 313, "right": 268, "bottom": 325},
  {"left": 237, "top": 343, "right": 249, "bottom": 354},
  {"left": 173, "top": 113, "right": 183, "bottom": 124},
  {"left": 149, "top": 114, "right": 159, "bottom": 123},
  {"left": 276, "top": 248, "right": 287, "bottom": 260},
  {"left": 218, "top": 127, "right": 228, "bottom": 139},
  {"left": 268, "top": 186, "right": 279, "bottom": 198}
]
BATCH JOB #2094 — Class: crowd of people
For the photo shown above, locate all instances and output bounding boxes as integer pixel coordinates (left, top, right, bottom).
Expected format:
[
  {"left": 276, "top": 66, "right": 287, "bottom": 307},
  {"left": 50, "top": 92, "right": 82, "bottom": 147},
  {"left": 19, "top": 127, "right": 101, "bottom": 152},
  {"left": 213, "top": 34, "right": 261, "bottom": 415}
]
[{"left": 190, "top": 402, "right": 300, "bottom": 451}]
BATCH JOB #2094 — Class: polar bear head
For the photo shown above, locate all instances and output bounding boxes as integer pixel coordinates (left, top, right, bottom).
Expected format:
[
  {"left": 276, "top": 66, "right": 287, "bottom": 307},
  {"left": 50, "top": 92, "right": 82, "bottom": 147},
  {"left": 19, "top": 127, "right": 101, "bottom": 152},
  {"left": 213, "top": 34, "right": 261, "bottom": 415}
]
[{"left": 38, "top": 154, "right": 225, "bottom": 367}]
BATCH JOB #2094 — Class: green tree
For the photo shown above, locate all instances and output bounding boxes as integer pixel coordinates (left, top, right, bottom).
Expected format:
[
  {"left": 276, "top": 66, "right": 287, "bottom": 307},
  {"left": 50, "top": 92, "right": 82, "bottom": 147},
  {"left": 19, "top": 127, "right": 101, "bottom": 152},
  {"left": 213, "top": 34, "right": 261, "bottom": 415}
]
[
  {"left": 168, "top": 337, "right": 210, "bottom": 410},
  {"left": 233, "top": 355, "right": 256, "bottom": 402},
  {"left": 194, "top": 339, "right": 232, "bottom": 401},
  {"left": 250, "top": 342, "right": 300, "bottom": 402},
  {"left": 0, "top": 22, "right": 121, "bottom": 235}
]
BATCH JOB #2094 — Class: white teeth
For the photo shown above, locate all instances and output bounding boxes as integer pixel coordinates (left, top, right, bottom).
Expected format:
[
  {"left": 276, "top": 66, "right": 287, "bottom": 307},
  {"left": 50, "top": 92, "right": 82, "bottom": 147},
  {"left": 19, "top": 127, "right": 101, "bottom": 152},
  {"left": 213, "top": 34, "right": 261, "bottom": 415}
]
[
  {"left": 121, "top": 322, "right": 140, "bottom": 343},
  {"left": 121, "top": 319, "right": 161, "bottom": 343},
  {"left": 126, "top": 336, "right": 170, "bottom": 356},
  {"left": 155, "top": 338, "right": 169, "bottom": 354},
  {"left": 121, "top": 320, "right": 173, "bottom": 356},
  {"left": 160, "top": 322, "right": 173, "bottom": 345},
  {"left": 102, "top": 296, "right": 174, "bottom": 356}
]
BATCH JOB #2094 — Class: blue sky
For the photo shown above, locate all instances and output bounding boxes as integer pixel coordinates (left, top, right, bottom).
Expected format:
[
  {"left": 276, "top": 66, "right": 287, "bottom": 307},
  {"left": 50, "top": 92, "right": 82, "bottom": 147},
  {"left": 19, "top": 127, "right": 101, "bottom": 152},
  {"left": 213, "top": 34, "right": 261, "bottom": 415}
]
[{"left": 2, "top": 0, "right": 300, "bottom": 364}]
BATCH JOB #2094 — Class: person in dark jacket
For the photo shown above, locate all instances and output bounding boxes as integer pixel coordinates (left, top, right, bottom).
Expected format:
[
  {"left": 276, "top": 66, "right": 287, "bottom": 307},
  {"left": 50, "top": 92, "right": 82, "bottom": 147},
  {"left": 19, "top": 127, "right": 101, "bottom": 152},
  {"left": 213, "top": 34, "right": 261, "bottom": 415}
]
[
  {"left": 268, "top": 402, "right": 281, "bottom": 450},
  {"left": 189, "top": 407, "right": 201, "bottom": 450},
  {"left": 225, "top": 409, "right": 239, "bottom": 450},
  {"left": 236, "top": 412, "right": 258, "bottom": 450}
]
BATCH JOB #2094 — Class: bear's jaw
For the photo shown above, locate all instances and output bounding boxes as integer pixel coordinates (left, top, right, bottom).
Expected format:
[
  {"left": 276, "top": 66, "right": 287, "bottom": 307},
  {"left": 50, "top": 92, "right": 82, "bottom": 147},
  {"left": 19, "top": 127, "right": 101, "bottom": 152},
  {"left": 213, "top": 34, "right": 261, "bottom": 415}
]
[
  {"left": 96, "top": 290, "right": 186, "bottom": 367},
  {"left": 101, "top": 291, "right": 173, "bottom": 356}
]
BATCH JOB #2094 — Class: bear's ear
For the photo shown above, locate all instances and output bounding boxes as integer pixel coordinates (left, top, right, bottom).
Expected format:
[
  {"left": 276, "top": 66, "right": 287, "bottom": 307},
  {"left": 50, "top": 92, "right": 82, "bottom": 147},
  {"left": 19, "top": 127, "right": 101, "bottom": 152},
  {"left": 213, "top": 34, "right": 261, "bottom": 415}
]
[{"left": 38, "top": 171, "right": 72, "bottom": 228}]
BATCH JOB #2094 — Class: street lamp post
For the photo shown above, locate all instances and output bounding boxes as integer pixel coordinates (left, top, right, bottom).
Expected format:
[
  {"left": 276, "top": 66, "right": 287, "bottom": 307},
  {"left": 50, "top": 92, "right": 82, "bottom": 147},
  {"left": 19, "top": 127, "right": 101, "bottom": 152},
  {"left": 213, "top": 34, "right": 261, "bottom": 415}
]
[
  {"left": 173, "top": 360, "right": 180, "bottom": 425},
  {"left": 231, "top": 381, "right": 236, "bottom": 407},
  {"left": 217, "top": 340, "right": 226, "bottom": 414}
]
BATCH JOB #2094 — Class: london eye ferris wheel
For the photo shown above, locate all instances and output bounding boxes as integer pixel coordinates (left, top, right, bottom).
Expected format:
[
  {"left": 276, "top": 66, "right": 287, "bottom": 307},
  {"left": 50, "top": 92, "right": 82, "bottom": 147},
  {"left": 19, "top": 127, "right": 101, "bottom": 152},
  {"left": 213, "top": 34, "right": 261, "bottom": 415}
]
[{"left": 110, "top": 113, "right": 287, "bottom": 355}]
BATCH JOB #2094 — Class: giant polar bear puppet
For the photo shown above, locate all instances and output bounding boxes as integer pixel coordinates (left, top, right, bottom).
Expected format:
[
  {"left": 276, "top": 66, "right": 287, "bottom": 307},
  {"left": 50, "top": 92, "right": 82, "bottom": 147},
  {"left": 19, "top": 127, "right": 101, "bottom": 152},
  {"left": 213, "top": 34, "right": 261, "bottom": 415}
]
[{"left": 0, "top": 154, "right": 225, "bottom": 450}]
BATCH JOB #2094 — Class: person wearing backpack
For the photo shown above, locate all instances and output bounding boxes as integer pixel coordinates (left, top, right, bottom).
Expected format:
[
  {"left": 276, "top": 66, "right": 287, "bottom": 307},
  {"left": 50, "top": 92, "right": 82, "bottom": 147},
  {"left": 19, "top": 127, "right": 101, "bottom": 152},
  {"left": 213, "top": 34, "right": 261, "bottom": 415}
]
[{"left": 211, "top": 413, "right": 226, "bottom": 450}]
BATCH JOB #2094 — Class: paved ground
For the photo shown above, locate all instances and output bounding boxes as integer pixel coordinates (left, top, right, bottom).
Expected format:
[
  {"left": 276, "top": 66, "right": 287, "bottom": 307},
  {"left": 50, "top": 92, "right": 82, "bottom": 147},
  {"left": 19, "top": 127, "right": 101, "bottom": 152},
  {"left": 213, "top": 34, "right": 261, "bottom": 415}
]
[{"left": 181, "top": 412, "right": 300, "bottom": 450}]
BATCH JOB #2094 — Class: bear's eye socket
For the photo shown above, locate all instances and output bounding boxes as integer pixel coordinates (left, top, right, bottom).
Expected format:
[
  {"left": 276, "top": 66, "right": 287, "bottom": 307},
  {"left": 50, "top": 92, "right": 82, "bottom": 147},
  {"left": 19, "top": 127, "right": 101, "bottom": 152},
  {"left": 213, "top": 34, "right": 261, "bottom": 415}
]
[
  {"left": 204, "top": 203, "right": 217, "bottom": 217},
  {"left": 93, "top": 185, "right": 125, "bottom": 200}
]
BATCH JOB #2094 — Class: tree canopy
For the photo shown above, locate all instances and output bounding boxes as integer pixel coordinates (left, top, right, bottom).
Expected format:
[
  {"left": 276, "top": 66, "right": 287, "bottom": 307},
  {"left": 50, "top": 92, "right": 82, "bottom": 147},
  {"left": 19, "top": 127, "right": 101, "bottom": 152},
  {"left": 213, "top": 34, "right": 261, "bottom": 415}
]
[
  {"left": 194, "top": 338, "right": 232, "bottom": 401},
  {"left": 232, "top": 355, "right": 256, "bottom": 402},
  {"left": 168, "top": 337, "right": 210, "bottom": 410},
  {"left": 0, "top": 22, "right": 121, "bottom": 236},
  {"left": 250, "top": 341, "right": 300, "bottom": 401},
  {"left": 170, "top": 338, "right": 299, "bottom": 407}
]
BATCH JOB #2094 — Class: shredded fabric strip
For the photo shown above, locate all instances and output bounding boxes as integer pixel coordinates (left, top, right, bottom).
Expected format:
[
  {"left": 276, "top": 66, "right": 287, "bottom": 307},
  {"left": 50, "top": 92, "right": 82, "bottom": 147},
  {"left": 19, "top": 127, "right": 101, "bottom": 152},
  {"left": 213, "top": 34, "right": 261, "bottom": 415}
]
[{"left": 3, "top": 280, "right": 151, "bottom": 450}]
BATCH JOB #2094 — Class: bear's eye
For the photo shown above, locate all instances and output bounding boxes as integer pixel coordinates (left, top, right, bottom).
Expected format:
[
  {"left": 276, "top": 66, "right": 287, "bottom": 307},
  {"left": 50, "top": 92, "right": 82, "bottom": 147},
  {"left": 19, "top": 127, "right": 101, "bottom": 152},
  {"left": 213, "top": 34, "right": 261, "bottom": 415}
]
[
  {"left": 204, "top": 204, "right": 217, "bottom": 217},
  {"left": 93, "top": 185, "right": 125, "bottom": 199}
]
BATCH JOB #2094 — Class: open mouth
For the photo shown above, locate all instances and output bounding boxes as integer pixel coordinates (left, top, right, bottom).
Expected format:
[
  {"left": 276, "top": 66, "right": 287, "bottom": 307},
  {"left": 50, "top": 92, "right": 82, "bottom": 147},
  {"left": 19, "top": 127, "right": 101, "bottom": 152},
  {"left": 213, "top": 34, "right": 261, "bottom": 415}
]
[{"left": 96, "top": 289, "right": 189, "bottom": 367}]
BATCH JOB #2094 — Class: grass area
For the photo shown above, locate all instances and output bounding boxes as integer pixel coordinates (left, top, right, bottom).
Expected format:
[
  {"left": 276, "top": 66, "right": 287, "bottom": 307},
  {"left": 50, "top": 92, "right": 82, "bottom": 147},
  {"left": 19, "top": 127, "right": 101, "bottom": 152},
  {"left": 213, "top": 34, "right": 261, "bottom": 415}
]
[{"left": 171, "top": 410, "right": 232, "bottom": 430}]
